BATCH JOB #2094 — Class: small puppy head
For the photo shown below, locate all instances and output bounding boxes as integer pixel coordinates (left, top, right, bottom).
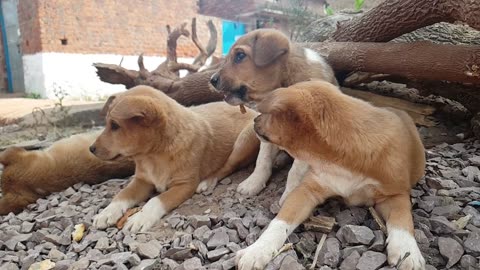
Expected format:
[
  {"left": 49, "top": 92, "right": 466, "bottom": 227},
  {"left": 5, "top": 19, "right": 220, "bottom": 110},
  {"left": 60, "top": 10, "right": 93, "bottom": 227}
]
[
  {"left": 210, "top": 29, "right": 290, "bottom": 106},
  {"left": 254, "top": 88, "right": 314, "bottom": 156},
  {"left": 0, "top": 147, "right": 26, "bottom": 167},
  {"left": 91, "top": 94, "right": 165, "bottom": 160}
]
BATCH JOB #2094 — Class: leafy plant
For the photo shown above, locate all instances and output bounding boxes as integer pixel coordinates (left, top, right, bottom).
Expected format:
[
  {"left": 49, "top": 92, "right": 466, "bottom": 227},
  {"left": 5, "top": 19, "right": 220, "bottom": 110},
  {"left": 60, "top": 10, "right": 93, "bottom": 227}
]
[
  {"left": 26, "top": 92, "right": 42, "bottom": 99},
  {"left": 354, "top": 0, "right": 365, "bottom": 11},
  {"left": 324, "top": 5, "right": 334, "bottom": 16}
]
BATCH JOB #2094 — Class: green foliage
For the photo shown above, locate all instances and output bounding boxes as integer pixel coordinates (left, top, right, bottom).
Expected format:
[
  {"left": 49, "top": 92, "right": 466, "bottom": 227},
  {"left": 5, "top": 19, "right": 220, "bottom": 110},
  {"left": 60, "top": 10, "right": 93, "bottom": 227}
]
[
  {"left": 324, "top": 5, "right": 334, "bottom": 16},
  {"left": 26, "top": 92, "right": 42, "bottom": 99},
  {"left": 354, "top": 0, "right": 365, "bottom": 11}
]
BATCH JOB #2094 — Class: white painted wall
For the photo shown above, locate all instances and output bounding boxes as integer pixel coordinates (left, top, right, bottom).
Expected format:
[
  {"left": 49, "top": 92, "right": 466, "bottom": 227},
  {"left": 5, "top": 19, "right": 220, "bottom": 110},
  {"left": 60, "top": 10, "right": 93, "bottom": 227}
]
[{"left": 22, "top": 53, "right": 194, "bottom": 100}]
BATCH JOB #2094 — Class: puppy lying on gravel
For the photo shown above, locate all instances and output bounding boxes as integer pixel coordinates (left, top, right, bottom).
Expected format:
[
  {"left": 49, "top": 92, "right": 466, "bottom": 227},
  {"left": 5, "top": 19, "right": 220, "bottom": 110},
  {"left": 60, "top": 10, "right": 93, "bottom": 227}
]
[
  {"left": 241, "top": 81, "right": 426, "bottom": 270},
  {"left": 0, "top": 132, "right": 135, "bottom": 215},
  {"left": 91, "top": 85, "right": 259, "bottom": 232}
]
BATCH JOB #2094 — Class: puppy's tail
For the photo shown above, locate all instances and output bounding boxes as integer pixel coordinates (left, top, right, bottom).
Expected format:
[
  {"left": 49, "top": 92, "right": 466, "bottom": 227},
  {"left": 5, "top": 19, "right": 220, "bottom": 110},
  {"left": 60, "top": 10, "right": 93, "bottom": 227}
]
[{"left": 0, "top": 147, "right": 25, "bottom": 166}]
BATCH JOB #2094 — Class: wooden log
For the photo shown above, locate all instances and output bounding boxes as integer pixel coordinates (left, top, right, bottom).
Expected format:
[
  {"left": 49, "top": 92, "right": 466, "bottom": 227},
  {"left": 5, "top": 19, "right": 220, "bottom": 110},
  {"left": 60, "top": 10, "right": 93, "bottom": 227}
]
[
  {"left": 305, "top": 42, "right": 480, "bottom": 85},
  {"left": 303, "top": 215, "right": 336, "bottom": 233}
]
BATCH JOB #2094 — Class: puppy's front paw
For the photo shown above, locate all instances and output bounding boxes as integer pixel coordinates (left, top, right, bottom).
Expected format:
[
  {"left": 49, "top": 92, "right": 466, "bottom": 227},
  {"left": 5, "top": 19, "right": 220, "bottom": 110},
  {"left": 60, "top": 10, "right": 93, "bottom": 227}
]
[
  {"left": 387, "top": 228, "right": 426, "bottom": 270},
  {"left": 236, "top": 174, "right": 268, "bottom": 196},
  {"left": 123, "top": 210, "right": 158, "bottom": 233},
  {"left": 236, "top": 242, "right": 276, "bottom": 270},
  {"left": 93, "top": 202, "right": 126, "bottom": 229},
  {"left": 196, "top": 178, "right": 218, "bottom": 193},
  {"left": 123, "top": 197, "right": 166, "bottom": 233}
]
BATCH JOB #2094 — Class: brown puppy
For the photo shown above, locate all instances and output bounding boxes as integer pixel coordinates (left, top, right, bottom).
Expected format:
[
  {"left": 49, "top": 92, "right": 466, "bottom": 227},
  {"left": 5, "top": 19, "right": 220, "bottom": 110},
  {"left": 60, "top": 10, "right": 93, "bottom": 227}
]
[
  {"left": 210, "top": 28, "right": 337, "bottom": 200},
  {"left": 0, "top": 132, "right": 135, "bottom": 215},
  {"left": 91, "top": 85, "right": 259, "bottom": 232},
  {"left": 237, "top": 81, "right": 426, "bottom": 270}
]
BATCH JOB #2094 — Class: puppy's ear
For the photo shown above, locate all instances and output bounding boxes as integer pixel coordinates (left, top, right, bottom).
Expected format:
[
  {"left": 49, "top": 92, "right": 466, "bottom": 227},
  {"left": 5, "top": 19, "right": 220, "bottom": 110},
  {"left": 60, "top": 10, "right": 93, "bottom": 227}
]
[
  {"left": 109, "top": 96, "right": 161, "bottom": 124},
  {"left": 0, "top": 147, "right": 26, "bottom": 166},
  {"left": 252, "top": 31, "right": 290, "bottom": 67},
  {"left": 101, "top": 95, "right": 116, "bottom": 116}
]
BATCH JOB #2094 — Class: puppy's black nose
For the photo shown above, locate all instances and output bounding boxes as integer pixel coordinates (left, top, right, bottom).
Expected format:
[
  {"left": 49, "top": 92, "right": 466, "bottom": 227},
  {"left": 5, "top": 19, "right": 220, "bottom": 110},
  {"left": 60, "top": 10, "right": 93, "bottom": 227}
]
[
  {"left": 210, "top": 73, "right": 220, "bottom": 88},
  {"left": 89, "top": 145, "right": 96, "bottom": 154}
]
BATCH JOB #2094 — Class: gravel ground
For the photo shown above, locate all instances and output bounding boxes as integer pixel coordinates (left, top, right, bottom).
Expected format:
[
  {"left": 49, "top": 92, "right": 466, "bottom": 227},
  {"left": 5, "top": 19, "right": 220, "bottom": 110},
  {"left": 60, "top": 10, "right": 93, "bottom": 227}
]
[{"left": 1, "top": 138, "right": 480, "bottom": 270}]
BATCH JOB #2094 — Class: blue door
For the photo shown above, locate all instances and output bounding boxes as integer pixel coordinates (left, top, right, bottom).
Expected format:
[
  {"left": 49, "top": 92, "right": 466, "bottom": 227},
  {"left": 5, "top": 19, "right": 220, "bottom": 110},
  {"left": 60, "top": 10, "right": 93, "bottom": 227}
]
[{"left": 222, "top": 20, "right": 246, "bottom": 56}]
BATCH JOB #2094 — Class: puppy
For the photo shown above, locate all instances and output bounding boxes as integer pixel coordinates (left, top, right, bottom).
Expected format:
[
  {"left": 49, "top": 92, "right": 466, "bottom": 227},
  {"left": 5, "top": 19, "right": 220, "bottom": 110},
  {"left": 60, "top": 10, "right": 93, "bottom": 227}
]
[
  {"left": 210, "top": 28, "right": 337, "bottom": 201},
  {"left": 238, "top": 81, "right": 426, "bottom": 270},
  {"left": 91, "top": 85, "right": 259, "bottom": 232},
  {"left": 0, "top": 132, "right": 135, "bottom": 215}
]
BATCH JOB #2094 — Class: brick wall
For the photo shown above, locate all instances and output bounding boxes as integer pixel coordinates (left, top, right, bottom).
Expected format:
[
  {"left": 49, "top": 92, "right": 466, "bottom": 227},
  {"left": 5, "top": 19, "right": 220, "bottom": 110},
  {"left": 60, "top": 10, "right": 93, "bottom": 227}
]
[
  {"left": 18, "top": 0, "right": 222, "bottom": 57},
  {"left": 199, "top": 0, "right": 258, "bottom": 21}
]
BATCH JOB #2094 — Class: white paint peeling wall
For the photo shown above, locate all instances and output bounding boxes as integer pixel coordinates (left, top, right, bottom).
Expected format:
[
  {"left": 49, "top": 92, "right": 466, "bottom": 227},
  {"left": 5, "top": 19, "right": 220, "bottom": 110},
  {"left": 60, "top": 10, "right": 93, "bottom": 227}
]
[{"left": 22, "top": 53, "right": 194, "bottom": 100}]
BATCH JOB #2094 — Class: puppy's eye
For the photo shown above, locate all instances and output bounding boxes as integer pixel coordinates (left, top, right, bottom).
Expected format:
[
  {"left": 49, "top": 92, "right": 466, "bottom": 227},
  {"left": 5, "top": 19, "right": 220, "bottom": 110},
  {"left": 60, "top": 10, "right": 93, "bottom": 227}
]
[
  {"left": 234, "top": 51, "right": 246, "bottom": 64},
  {"left": 110, "top": 121, "right": 120, "bottom": 131}
]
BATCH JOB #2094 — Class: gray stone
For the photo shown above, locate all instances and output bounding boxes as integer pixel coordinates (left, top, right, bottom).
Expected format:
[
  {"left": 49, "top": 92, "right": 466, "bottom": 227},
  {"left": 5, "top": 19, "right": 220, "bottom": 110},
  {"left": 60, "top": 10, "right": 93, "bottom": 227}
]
[
  {"left": 430, "top": 216, "right": 457, "bottom": 234},
  {"left": 164, "top": 247, "right": 193, "bottom": 261},
  {"left": 417, "top": 200, "right": 435, "bottom": 213},
  {"left": 464, "top": 231, "right": 480, "bottom": 255},
  {"left": 414, "top": 229, "right": 430, "bottom": 248},
  {"left": 94, "top": 237, "right": 110, "bottom": 251},
  {"left": 179, "top": 257, "right": 202, "bottom": 270},
  {"left": 295, "top": 237, "right": 317, "bottom": 259},
  {"left": 53, "top": 260, "right": 74, "bottom": 270},
  {"left": 136, "top": 241, "right": 162, "bottom": 259},
  {"left": 0, "top": 262, "right": 19, "bottom": 270},
  {"left": 438, "top": 237, "right": 464, "bottom": 268},
  {"left": 426, "top": 177, "right": 459, "bottom": 190},
  {"left": 462, "top": 166, "right": 480, "bottom": 181},
  {"left": 356, "top": 251, "right": 387, "bottom": 270},
  {"left": 342, "top": 245, "right": 368, "bottom": 259},
  {"left": 188, "top": 215, "right": 211, "bottom": 229},
  {"left": 279, "top": 255, "right": 304, "bottom": 270},
  {"left": 460, "top": 254, "right": 478, "bottom": 269},
  {"left": 207, "top": 247, "right": 230, "bottom": 261},
  {"left": 370, "top": 231, "right": 385, "bottom": 252},
  {"left": 20, "top": 221, "right": 35, "bottom": 233},
  {"left": 161, "top": 258, "right": 180, "bottom": 269},
  {"left": 222, "top": 257, "right": 236, "bottom": 270},
  {"left": 44, "top": 233, "right": 71, "bottom": 246},
  {"left": 254, "top": 211, "right": 271, "bottom": 228},
  {"left": 229, "top": 218, "right": 249, "bottom": 240},
  {"left": 192, "top": 239, "right": 208, "bottom": 257},
  {"left": 70, "top": 258, "right": 90, "bottom": 269},
  {"left": 431, "top": 204, "right": 462, "bottom": 219},
  {"left": 132, "top": 259, "right": 158, "bottom": 270},
  {"left": 317, "top": 238, "right": 341, "bottom": 267},
  {"left": 339, "top": 251, "right": 360, "bottom": 270},
  {"left": 4, "top": 233, "right": 32, "bottom": 250},
  {"left": 336, "top": 225, "right": 375, "bottom": 245},
  {"left": 468, "top": 156, "right": 480, "bottom": 166},
  {"left": 207, "top": 229, "right": 230, "bottom": 249},
  {"left": 48, "top": 248, "right": 67, "bottom": 262},
  {"left": 193, "top": 225, "right": 211, "bottom": 241}
]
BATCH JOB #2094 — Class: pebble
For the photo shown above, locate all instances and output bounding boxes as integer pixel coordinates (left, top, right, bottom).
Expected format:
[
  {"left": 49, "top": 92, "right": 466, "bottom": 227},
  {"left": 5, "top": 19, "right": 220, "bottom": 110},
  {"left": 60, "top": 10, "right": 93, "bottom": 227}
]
[
  {"left": 356, "top": 251, "right": 387, "bottom": 270},
  {"left": 438, "top": 237, "right": 464, "bottom": 267},
  {"left": 336, "top": 225, "right": 375, "bottom": 245}
]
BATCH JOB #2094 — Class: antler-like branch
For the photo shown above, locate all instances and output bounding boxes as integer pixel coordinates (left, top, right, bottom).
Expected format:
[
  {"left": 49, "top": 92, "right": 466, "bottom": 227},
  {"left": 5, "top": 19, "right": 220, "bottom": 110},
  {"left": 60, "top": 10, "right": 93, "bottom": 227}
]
[{"left": 191, "top": 18, "right": 218, "bottom": 68}]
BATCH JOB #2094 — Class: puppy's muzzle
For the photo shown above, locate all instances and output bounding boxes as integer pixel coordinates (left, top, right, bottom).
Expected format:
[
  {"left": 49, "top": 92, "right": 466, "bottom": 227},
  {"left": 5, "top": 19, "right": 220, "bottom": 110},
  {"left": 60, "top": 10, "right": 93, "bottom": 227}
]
[{"left": 89, "top": 145, "right": 96, "bottom": 154}]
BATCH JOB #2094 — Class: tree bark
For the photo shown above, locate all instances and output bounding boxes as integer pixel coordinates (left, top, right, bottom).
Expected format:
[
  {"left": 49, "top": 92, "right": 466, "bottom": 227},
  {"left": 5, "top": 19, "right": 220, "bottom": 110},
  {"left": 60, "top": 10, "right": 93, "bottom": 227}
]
[
  {"left": 305, "top": 42, "right": 480, "bottom": 84},
  {"left": 330, "top": 0, "right": 480, "bottom": 42}
]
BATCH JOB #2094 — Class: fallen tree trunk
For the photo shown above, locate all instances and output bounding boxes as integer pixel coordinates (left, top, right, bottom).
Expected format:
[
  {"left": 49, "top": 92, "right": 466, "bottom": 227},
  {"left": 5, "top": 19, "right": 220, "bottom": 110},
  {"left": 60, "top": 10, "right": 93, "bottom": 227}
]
[
  {"left": 330, "top": 0, "right": 480, "bottom": 42},
  {"left": 305, "top": 42, "right": 480, "bottom": 84}
]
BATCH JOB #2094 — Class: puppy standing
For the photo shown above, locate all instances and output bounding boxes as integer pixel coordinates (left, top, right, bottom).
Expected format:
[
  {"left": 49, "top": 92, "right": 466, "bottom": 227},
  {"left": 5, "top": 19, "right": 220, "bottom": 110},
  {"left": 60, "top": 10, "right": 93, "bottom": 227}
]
[
  {"left": 210, "top": 29, "right": 337, "bottom": 201},
  {"left": 239, "top": 81, "right": 426, "bottom": 270},
  {"left": 91, "top": 86, "right": 259, "bottom": 232}
]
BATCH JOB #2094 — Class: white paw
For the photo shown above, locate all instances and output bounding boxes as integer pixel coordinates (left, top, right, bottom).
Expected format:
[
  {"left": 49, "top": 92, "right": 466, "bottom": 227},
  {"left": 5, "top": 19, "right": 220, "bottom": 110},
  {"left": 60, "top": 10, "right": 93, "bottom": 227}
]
[
  {"left": 93, "top": 201, "right": 128, "bottom": 229},
  {"left": 123, "top": 197, "right": 166, "bottom": 233},
  {"left": 236, "top": 242, "right": 276, "bottom": 270},
  {"left": 387, "top": 228, "right": 426, "bottom": 270},
  {"left": 236, "top": 173, "right": 269, "bottom": 196}
]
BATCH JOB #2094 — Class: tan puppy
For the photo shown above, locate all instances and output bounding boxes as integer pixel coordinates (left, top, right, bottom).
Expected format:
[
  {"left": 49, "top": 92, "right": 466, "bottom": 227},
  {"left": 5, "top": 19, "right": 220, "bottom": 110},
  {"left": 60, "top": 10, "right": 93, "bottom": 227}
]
[
  {"left": 91, "top": 85, "right": 259, "bottom": 232},
  {"left": 210, "top": 29, "right": 337, "bottom": 200},
  {"left": 237, "top": 81, "right": 426, "bottom": 270},
  {"left": 0, "top": 132, "right": 135, "bottom": 215}
]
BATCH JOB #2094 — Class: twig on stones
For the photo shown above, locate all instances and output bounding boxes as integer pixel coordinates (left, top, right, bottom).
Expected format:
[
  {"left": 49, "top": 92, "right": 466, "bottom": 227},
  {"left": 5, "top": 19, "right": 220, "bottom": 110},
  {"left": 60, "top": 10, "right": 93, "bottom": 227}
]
[
  {"left": 369, "top": 206, "right": 388, "bottom": 235},
  {"left": 310, "top": 233, "right": 327, "bottom": 270}
]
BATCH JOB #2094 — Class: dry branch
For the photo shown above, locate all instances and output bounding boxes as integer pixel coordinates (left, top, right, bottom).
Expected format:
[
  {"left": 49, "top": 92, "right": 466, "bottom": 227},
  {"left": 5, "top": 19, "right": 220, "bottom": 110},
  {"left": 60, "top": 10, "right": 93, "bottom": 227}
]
[
  {"left": 305, "top": 42, "right": 480, "bottom": 84},
  {"left": 191, "top": 18, "right": 218, "bottom": 69},
  {"left": 303, "top": 215, "right": 336, "bottom": 233},
  {"left": 330, "top": 0, "right": 480, "bottom": 42}
]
